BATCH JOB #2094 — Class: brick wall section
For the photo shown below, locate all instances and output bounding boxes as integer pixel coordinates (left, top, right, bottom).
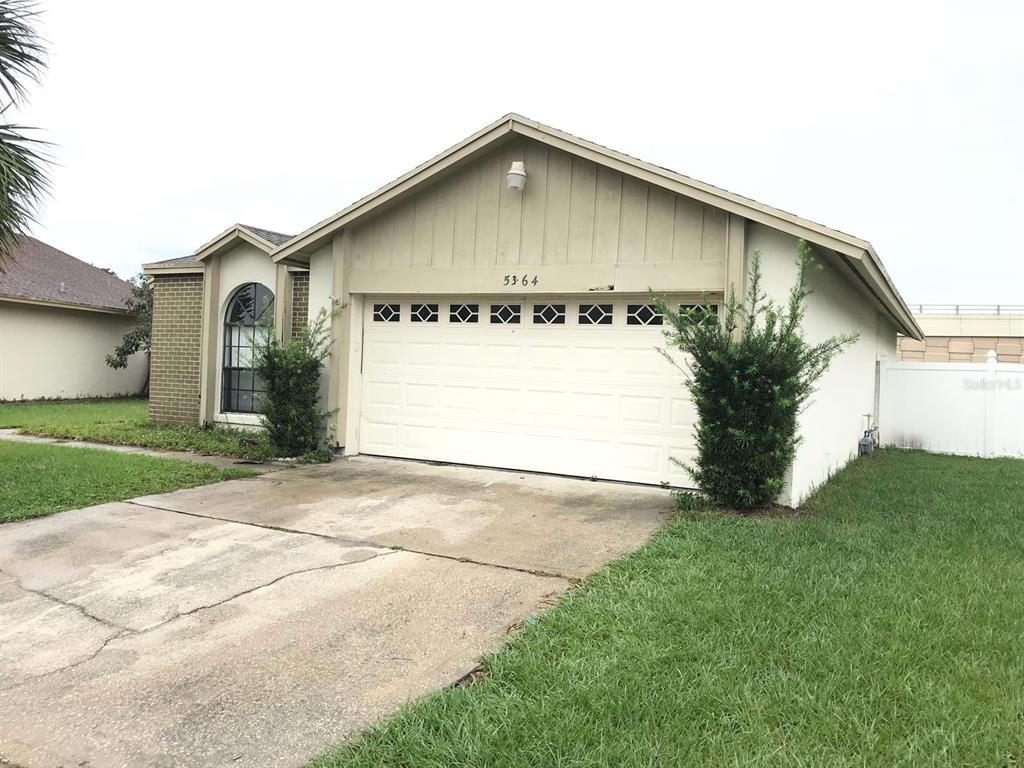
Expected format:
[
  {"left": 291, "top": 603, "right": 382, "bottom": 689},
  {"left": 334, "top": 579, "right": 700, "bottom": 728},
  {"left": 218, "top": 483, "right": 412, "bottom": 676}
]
[
  {"left": 290, "top": 271, "right": 309, "bottom": 341},
  {"left": 149, "top": 274, "right": 204, "bottom": 425},
  {"left": 898, "top": 335, "right": 1024, "bottom": 363}
]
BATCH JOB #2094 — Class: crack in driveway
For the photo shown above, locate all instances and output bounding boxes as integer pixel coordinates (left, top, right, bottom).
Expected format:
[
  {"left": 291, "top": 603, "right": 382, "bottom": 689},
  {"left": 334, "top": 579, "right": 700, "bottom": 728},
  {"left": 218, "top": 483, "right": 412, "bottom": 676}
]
[
  {"left": 127, "top": 500, "right": 575, "bottom": 581},
  {"left": 0, "top": 550, "right": 399, "bottom": 689},
  {"left": 0, "top": 566, "right": 130, "bottom": 632}
]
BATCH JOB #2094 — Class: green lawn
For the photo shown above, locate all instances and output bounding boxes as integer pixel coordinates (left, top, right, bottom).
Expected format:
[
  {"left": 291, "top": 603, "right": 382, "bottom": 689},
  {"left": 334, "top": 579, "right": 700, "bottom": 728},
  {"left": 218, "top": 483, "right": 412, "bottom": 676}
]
[
  {"left": 0, "top": 441, "right": 256, "bottom": 523},
  {"left": 0, "top": 397, "right": 271, "bottom": 460},
  {"left": 312, "top": 450, "right": 1024, "bottom": 768}
]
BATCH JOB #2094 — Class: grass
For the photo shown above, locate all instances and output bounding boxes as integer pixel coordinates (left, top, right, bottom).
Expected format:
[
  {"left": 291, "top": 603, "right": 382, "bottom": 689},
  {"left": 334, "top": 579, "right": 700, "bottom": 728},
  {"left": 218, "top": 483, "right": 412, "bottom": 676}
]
[
  {"left": 312, "top": 450, "right": 1024, "bottom": 768},
  {"left": 0, "top": 441, "right": 256, "bottom": 523},
  {"left": 0, "top": 397, "right": 272, "bottom": 459}
]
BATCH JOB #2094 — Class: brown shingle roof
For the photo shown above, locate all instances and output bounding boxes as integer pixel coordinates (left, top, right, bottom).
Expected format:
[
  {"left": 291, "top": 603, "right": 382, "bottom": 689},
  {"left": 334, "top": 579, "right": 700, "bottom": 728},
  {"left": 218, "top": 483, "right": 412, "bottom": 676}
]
[
  {"left": 238, "top": 224, "right": 293, "bottom": 247},
  {"left": 0, "top": 236, "right": 133, "bottom": 312}
]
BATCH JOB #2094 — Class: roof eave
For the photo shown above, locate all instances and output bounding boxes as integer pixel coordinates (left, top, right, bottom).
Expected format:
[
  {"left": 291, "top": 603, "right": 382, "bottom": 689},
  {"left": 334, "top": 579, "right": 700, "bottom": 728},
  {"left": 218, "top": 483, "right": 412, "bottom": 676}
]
[
  {"left": 843, "top": 248, "right": 923, "bottom": 339},
  {"left": 142, "top": 261, "right": 204, "bottom": 275},
  {"left": 0, "top": 294, "right": 130, "bottom": 315},
  {"left": 267, "top": 113, "right": 920, "bottom": 338},
  {"left": 195, "top": 224, "right": 277, "bottom": 262}
]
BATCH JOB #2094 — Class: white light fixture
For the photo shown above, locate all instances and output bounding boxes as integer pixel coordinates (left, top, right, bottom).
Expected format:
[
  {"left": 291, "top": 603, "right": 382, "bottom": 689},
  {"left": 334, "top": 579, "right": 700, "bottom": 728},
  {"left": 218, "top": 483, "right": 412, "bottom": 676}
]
[{"left": 506, "top": 161, "right": 527, "bottom": 191}]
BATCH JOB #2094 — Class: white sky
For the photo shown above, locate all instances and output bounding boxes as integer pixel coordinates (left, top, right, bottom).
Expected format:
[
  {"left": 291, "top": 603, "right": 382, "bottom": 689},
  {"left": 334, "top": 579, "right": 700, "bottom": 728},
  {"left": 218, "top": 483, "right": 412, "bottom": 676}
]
[{"left": 19, "top": 0, "right": 1024, "bottom": 305}]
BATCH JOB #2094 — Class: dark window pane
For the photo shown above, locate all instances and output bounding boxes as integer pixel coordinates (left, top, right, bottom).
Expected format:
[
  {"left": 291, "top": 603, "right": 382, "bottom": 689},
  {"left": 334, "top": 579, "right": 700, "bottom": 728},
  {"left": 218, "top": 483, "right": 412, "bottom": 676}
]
[
  {"left": 373, "top": 303, "right": 400, "bottom": 322},
  {"left": 579, "top": 304, "right": 613, "bottom": 325},
  {"left": 533, "top": 304, "right": 566, "bottom": 325},
  {"left": 411, "top": 303, "right": 438, "bottom": 322},
  {"left": 490, "top": 304, "right": 521, "bottom": 324},
  {"left": 626, "top": 304, "right": 663, "bottom": 326},
  {"left": 450, "top": 304, "right": 479, "bottom": 323},
  {"left": 222, "top": 282, "right": 276, "bottom": 413}
]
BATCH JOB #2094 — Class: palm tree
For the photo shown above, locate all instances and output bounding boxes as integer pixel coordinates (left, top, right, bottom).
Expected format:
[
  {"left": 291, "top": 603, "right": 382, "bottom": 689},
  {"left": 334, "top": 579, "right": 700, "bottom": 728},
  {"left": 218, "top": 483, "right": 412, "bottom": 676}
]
[{"left": 0, "top": 0, "right": 48, "bottom": 271}]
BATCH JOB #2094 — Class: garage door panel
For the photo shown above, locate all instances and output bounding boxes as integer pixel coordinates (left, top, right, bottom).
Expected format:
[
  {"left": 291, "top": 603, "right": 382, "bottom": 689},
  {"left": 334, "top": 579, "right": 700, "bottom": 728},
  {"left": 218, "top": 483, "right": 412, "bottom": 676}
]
[
  {"left": 619, "top": 394, "right": 667, "bottom": 426},
  {"left": 363, "top": 340, "right": 403, "bottom": 369},
  {"left": 670, "top": 397, "right": 698, "bottom": 427},
  {"left": 359, "top": 297, "right": 700, "bottom": 486},
  {"left": 363, "top": 382, "right": 402, "bottom": 408}
]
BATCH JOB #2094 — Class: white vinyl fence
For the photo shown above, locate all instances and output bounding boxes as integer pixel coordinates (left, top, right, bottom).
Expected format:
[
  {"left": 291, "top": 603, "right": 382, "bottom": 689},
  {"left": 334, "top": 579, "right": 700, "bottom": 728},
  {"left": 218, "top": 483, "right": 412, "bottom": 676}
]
[{"left": 880, "top": 358, "right": 1024, "bottom": 458}]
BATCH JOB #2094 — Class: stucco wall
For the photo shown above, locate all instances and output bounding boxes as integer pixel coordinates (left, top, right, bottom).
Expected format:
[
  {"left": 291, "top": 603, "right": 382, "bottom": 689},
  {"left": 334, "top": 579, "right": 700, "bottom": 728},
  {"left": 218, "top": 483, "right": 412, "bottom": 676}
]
[
  {"left": 748, "top": 224, "right": 896, "bottom": 506},
  {"left": 0, "top": 300, "right": 147, "bottom": 400}
]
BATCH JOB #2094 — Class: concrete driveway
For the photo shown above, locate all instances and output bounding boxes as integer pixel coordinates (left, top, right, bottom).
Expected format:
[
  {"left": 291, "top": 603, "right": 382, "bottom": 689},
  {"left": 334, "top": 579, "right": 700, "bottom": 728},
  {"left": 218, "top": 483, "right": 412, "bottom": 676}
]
[{"left": 0, "top": 456, "right": 672, "bottom": 768}]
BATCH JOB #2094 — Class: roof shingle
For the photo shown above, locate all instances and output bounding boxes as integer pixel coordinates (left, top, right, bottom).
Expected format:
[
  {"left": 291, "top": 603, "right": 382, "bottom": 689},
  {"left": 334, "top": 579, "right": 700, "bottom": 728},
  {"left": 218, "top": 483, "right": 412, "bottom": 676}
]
[
  {"left": 239, "top": 224, "right": 293, "bottom": 247},
  {"left": 0, "top": 236, "right": 133, "bottom": 312}
]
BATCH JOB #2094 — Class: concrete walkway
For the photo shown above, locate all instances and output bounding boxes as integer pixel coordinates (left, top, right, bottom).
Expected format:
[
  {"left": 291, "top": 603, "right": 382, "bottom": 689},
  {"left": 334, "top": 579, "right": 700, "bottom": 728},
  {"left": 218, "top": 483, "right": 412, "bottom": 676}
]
[
  {"left": 0, "top": 427, "right": 278, "bottom": 473},
  {"left": 0, "top": 456, "right": 673, "bottom": 768}
]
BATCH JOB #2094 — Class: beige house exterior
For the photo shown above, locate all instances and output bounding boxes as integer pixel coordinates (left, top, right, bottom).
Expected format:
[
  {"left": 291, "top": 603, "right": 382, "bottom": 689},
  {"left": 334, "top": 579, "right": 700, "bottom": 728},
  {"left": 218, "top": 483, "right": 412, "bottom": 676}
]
[
  {"left": 144, "top": 114, "right": 921, "bottom": 506},
  {"left": 1, "top": 237, "right": 148, "bottom": 400},
  {"left": 897, "top": 308, "right": 1024, "bottom": 363}
]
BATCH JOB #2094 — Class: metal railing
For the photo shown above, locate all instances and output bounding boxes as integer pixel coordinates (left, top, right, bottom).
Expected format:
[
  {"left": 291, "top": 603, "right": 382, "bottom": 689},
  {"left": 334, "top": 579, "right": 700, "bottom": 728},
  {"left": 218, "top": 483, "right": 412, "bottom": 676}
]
[{"left": 910, "top": 304, "right": 1024, "bottom": 316}]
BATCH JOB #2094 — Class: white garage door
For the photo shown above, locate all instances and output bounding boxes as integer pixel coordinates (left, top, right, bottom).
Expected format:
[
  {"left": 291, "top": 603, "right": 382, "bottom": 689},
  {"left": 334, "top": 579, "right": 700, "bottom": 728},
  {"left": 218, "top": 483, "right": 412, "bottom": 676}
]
[{"left": 358, "top": 296, "right": 700, "bottom": 486}]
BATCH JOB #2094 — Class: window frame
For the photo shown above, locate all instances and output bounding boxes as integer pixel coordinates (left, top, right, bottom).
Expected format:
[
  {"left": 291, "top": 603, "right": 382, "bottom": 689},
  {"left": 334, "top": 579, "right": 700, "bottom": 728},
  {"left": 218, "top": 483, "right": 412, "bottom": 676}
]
[{"left": 221, "top": 282, "right": 275, "bottom": 414}]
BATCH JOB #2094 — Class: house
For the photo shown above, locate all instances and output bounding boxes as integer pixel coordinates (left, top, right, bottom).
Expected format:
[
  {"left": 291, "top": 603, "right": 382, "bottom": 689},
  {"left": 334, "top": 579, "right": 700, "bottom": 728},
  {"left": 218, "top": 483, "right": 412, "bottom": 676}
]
[
  {"left": 143, "top": 114, "right": 922, "bottom": 506},
  {"left": 897, "top": 305, "right": 1024, "bottom": 363},
  {"left": 0, "top": 236, "right": 148, "bottom": 400}
]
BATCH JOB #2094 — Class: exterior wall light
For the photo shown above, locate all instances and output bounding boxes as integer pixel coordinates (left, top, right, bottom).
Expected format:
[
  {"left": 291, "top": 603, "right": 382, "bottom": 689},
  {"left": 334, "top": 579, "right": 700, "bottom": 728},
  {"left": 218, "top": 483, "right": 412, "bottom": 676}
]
[{"left": 506, "top": 161, "right": 527, "bottom": 191}]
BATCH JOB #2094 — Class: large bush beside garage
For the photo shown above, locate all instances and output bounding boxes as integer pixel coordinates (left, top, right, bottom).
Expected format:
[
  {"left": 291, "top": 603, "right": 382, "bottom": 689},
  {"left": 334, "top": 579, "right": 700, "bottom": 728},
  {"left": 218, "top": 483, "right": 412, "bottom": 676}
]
[
  {"left": 253, "top": 309, "right": 333, "bottom": 459},
  {"left": 659, "top": 240, "right": 857, "bottom": 509}
]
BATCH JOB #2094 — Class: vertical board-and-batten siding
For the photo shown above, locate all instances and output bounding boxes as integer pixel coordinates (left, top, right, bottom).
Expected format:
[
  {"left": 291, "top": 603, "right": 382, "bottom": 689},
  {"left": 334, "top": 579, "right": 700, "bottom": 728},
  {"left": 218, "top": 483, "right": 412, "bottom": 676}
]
[{"left": 351, "top": 138, "right": 728, "bottom": 270}]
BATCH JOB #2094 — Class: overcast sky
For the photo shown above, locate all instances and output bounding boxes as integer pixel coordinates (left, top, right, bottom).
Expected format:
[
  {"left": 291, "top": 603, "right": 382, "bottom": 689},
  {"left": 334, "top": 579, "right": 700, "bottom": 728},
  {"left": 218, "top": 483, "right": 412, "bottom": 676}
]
[{"left": 19, "top": 0, "right": 1023, "bottom": 305}]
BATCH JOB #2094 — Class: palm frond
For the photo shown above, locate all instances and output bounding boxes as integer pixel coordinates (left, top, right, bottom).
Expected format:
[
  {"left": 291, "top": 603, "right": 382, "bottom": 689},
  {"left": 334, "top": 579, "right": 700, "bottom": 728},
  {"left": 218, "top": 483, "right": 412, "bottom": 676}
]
[
  {"left": 0, "top": 0, "right": 44, "bottom": 108},
  {"left": 0, "top": 121, "right": 49, "bottom": 267},
  {"left": 0, "top": 1, "right": 48, "bottom": 270}
]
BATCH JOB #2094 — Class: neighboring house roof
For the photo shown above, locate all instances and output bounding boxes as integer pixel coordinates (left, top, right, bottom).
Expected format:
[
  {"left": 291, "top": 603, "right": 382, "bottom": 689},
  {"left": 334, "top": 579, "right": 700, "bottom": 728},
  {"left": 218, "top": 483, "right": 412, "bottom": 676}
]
[
  {"left": 270, "top": 113, "right": 922, "bottom": 339},
  {"left": 0, "top": 236, "right": 132, "bottom": 313}
]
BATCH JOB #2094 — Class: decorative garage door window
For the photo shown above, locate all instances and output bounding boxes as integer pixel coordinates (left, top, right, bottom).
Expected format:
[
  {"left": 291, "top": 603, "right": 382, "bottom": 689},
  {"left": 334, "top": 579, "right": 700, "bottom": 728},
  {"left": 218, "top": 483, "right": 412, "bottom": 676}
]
[
  {"left": 450, "top": 303, "right": 479, "bottom": 323},
  {"left": 533, "top": 303, "right": 566, "bottom": 325},
  {"left": 626, "top": 304, "right": 663, "bottom": 326},
  {"left": 373, "top": 303, "right": 400, "bottom": 322},
  {"left": 579, "top": 304, "right": 613, "bottom": 325},
  {"left": 411, "top": 303, "right": 438, "bottom": 323},
  {"left": 679, "top": 303, "right": 719, "bottom": 327},
  {"left": 222, "top": 282, "right": 275, "bottom": 414},
  {"left": 490, "top": 304, "right": 521, "bottom": 324}
]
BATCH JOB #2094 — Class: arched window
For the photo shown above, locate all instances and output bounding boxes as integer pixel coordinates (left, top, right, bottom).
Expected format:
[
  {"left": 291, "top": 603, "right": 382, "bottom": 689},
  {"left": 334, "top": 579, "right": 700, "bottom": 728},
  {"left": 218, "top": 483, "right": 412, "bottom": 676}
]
[{"left": 222, "top": 283, "right": 274, "bottom": 413}]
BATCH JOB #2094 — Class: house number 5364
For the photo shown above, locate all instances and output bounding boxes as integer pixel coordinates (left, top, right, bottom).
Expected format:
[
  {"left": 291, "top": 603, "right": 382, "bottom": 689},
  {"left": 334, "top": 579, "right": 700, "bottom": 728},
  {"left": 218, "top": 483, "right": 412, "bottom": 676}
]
[{"left": 503, "top": 274, "right": 539, "bottom": 287}]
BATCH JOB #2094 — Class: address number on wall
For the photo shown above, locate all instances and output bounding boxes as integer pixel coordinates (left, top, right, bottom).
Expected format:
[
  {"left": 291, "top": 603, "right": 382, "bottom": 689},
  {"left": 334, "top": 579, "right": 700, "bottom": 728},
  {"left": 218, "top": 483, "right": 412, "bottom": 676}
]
[{"left": 503, "top": 274, "right": 540, "bottom": 287}]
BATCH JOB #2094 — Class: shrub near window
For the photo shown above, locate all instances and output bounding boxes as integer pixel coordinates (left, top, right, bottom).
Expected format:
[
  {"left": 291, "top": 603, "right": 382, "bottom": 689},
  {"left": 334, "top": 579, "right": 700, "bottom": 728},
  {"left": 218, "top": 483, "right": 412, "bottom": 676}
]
[
  {"left": 657, "top": 240, "right": 858, "bottom": 509},
  {"left": 252, "top": 309, "right": 332, "bottom": 459}
]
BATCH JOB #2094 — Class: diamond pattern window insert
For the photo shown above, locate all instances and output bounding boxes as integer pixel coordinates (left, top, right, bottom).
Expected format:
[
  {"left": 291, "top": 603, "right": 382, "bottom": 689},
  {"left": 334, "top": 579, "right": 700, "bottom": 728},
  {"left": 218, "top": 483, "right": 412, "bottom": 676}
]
[
  {"left": 490, "top": 304, "right": 521, "bottom": 324},
  {"left": 679, "top": 303, "right": 719, "bottom": 327},
  {"left": 373, "top": 303, "right": 400, "bottom": 322},
  {"left": 411, "top": 303, "right": 438, "bottom": 323},
  {"left": 533, "top": 304, "right": 566, "bottom": 325},
  {"left": 579, "top": 304, "right": 613, "bottom": 325},
  {"left": 626, "top": 304, "right": 663, "bottom": 326},
  {"left": 449, "top": 303, "right": 479, "bottom": 323}
]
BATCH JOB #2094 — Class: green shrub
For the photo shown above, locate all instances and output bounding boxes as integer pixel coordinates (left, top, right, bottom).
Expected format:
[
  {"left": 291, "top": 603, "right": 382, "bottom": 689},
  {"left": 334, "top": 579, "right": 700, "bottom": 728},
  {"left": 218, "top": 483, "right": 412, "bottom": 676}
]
[
  {"left": 658, "top": 240, "right": 857, "bottom": 509},
  {"left": 252, "top": 309, "right": 332, "bottom": 458}
]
